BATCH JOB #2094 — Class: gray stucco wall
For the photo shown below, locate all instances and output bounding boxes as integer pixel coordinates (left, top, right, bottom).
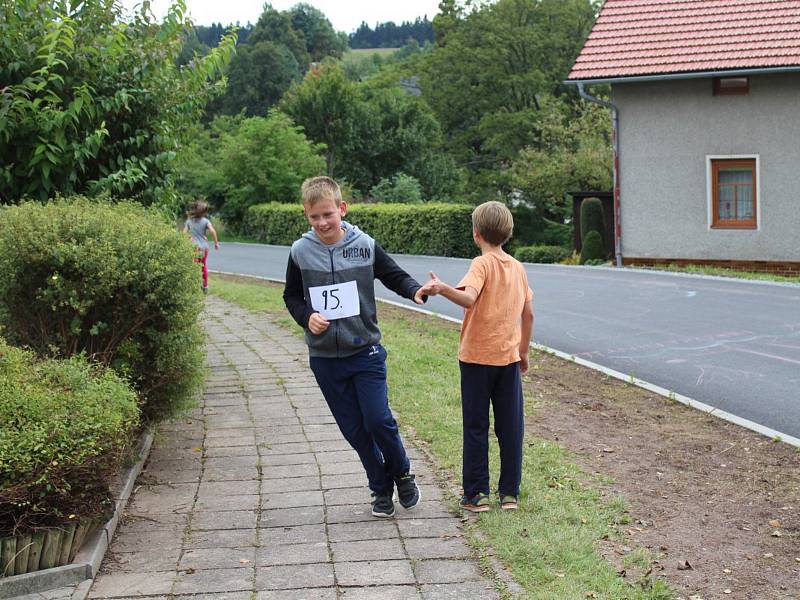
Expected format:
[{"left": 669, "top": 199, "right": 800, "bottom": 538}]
[{"left": 613, "top": 74, "right": 800, "bottom": 261}]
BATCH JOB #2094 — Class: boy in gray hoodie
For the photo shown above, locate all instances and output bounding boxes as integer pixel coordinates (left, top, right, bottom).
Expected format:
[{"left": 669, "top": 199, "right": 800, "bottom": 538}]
[{"left": 283, "top": 176, "right": 426, "bottom": 517}]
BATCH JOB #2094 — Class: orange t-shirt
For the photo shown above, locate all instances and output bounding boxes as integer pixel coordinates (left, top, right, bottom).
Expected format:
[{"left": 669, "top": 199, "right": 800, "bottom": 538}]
[{"left": 456, "top": 252, "right": 533, "bottom": 366}]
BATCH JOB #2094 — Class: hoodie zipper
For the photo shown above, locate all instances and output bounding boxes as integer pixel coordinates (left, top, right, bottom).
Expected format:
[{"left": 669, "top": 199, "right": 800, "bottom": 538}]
[{"left": 328, "top": 247, "right": 339, "bottom": 356}]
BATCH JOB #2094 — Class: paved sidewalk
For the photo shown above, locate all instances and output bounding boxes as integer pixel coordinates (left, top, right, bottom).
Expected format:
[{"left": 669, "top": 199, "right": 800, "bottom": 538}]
[{"left": 86, "top": 297, "right": 500, "bottom": 599}]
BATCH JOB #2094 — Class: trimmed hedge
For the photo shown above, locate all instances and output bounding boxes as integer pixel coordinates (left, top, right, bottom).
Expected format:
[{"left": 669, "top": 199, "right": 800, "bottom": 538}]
[
  {"left": 515, "top": 245, "right": 571, "bottom": 264},
  {"left": 580, "top": 230, "right": 605, "bottom": 264},
  {"left": 0, "top": 340, "right": 140, "bottom": 533},
  {"left": 244, "top": 202, "right": 479, "bottom": 257},
  {"left": 0, "top": 197, "right": 205, "bottom": 421}
]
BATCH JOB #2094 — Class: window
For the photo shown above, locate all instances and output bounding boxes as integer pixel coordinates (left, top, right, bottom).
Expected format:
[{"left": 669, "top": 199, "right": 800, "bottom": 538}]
[
  {"left": 711, "top": 159, "right": 757, "bottom": 229},
  {"left": 713, "top": 76, "right": 749, "bottom": 95}
]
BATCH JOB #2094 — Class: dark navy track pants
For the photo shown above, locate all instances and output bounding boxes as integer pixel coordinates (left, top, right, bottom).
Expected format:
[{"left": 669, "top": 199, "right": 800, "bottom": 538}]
[
  {"left": 459, "top": 361, "right": 524, "bottom": 498},
  {"left": 309, "top": 344, "right": 410, "bottom": 496}
]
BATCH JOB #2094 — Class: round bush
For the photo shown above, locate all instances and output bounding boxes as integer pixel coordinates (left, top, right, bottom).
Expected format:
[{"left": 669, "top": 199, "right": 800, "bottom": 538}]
[
  {"left": 515, "top": 245, "right": 571, "bottom": 264},
  {"left": 580, "top": 230, "right": 606, "bottom": 264},
  {"left": 0, "top": 197, "right": 205, "bottom": 421},
  {"left": 0, "top": 340, "right": 140, "bottom": 533},
  {"left": 580, "top": 197, "right": 605, "bottom": 242}
]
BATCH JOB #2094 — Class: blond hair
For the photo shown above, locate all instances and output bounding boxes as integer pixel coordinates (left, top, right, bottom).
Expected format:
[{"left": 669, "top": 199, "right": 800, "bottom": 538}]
[
  {"left": 301, "top": 176, "right": 342, "bottom": 207},
  {"left": 187, "top": 199, "right": 209, "bottom": 219},
  {"left": 472, "top": 201, "right": 514, "bottom": 246}
]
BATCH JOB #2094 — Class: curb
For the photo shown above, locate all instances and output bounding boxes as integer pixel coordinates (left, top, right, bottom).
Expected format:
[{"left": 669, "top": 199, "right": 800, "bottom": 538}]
[
  {"left": 0, "top": 432, "right": 154, "bottom": 599},
  {"left": 212, "top": 270, "right": 800, "bottom": 449}
]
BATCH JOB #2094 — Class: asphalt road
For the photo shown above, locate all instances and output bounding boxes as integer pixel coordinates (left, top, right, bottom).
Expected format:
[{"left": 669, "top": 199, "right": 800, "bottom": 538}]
[{"left": 210, "top": 242, "right": 800, "bottom": 439}]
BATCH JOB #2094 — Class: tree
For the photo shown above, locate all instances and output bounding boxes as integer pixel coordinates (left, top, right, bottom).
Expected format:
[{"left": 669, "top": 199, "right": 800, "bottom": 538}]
[
  {"left": 214, "top": 111, "right": 326, "bottom": 226},
  {"left": 0, "top": 0, "right": 235, "bottom": 204},
  {"left": 288, "top": 4, "right": 347, "bottom": 61}
]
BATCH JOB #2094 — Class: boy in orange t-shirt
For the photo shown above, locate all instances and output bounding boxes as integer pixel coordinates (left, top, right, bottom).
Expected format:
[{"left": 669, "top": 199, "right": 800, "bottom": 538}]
[{"left": 419, "top": 201, "right": 534, "bottom": 511}]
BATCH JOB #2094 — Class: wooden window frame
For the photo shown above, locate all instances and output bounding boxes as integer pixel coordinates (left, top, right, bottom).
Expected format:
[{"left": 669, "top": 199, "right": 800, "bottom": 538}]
[
  {"left": 710, "top": 158, "right": 757, "bottom": 229},
  {"left": 713, "top": 76, "right": 749, "bottom": 96}
]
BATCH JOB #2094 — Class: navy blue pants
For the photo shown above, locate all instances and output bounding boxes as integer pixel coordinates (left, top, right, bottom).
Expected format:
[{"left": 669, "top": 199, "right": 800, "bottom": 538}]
[
  {"left": 459, "top": 361, "right": 524, "bottom": 498},
  {"left": 310, "top": 344, "right": 410, "bottom": 496}
]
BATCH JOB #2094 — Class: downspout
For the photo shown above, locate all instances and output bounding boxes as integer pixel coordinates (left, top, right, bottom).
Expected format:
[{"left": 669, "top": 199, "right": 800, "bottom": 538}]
[{"left": 577, "top": 82, "right": 622, "bottom": 267}]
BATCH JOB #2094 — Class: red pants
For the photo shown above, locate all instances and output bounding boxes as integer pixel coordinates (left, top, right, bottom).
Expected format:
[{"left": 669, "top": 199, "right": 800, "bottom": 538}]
[{"left": 195, "top": 248, "right": 209, "bottom": 288}]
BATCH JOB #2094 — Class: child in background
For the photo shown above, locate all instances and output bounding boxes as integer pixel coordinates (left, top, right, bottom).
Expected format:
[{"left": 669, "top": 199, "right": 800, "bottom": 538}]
[
  {"left": 419, "top": 201, "right": 534, "bottom": 512},
  {"left": 183, "top": 200, "right": 219, "bottom": 294}
]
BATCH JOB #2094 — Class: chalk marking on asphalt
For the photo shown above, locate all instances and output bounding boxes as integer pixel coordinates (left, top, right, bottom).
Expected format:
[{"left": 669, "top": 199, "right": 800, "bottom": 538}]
[{"left": 212, "top": 270, "right": 800, "bottom": 449}]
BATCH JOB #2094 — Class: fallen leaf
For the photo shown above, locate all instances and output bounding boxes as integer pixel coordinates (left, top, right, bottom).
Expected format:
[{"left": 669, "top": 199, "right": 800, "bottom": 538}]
[
  {"left": 723, "top": 568, "right": 732, "bottom": 574},
  {"left": 677, "top": 560, "right": 693, "bottom": 571},
  {"left": 769, "top": 519, "right": 782, "bottom": 528},
  {"left": 771, "top": 530, "right": 782, "bottom": 537},
  {"left": 763, "top": 553, "right": 774, "bottom": 559},
  {"left": 723, "top": 590, "right": 732, "bottom": 595},
  {"left": 239, "top": 559, "right": 250, "bottom": 564}
]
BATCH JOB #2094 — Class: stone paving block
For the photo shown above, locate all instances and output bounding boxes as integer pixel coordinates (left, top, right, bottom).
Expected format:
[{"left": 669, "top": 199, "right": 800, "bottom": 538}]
[
  {"left": 203, "top": 456, "right": 260, "bottom": 469},
  {"left": 116, "top": 512, "right": 187, "bottom": 534},
  {"left": 404, "top": 537, "right": 472, "bottom": 560},
  {"left": 330, "top": 538, "right": 406, "bottom": 562},
  {"left": 194, "top": 509, "right": 258, "bottom": 530},
  {"left": 420, "top": 582, "right": 500, "bottom": 599},
  {"left": 109, "top": 529, "right": 184, "bottom": 553},
  {"left": 334, "top": 560, "right": 415, "bottom": 587},
  {"left": 340, "top": 586, "right": 422, "bottom": 600},
  {"left": 206, "top": 427, "right": 255, "bottom": 439},
  {"left": 395, "top": 502, "right": 453, "bottom": 521},
  {"left": 173, "top": 567, "right": 253, "bottom": 594},
  {"left": 314, "top": 449, "right": 359, "bottom": 464},
  {"left": 298, "top": 415, "right": 337, "bottom": 425},
  {"left": 327, "top": 520, "right": 397, "bottom": 543},
  {"left": 259, "top": 475, "right": 320, "bottom": 494},
  {"left": 204, "top": 446, "right": 261, "bottom": 459},
  {"left": 179, "top": 547, "right": 256, "bottom": 571},
  {"left": 261, "top": 463, "right": 318, "bottom": 480},
  {"left": 255, "top": 563, "right": 335, "bottom": 590},
  {"left": 320, "top": 472, "right": 368, "bottom": 490},
  {"left": 88, "top": 572, "right": 175, "bottom": 597},
  {"left": 255, "top": 541, "right": 329, "bottom": 566},
  {"left": 256, "top": 590, "right": 336, "bottom": 600},
  {"left": 396, "top": 518, "right": 463, "bottom": 540},
  {"left": 205, "top": 435, "right": 256, "bottom": 448},
  {"left": 199, "top": 480, "right": 259, "bottom": 496},
  {"left": 185, "top": 528, "right": 257, "bottom": 549},
  {"left": 260, "top": 441, "right": 313, "bottom": 455},
  {"left": 102, "top": 546, "right": 181, "bottom": 572},
  {"left": 143, "top": 466, "right": 202, "bottom": 485},
  {"left": 322, "top": 487, "right": 370, "bottom": 507},
  {"left": 11, "top": 587, "right": 78, "bottom": 600},
  {"left": 259, "top": 452, "right": 317, "bottom": 467},
  {"left": 302, "top": 430, "right": 341, "bottom": 442},
  {"left": 310, "top": 439, "right": 352, "bottom": 453},
  {"left": 318, "top": 460, "right": 364, "bottom": 476},
  {"left": 257, "top": 432, "right": 307, "bottom": 444},
  {"left": 260, "top": 505, "right": 325, "bottom": 527},
  {"left": 253, "top": 424, "right": 305, "bottom": 437},
  {"left": 414, "top": 559, "right": 482, "bottom": 584},
  {"left": 126, "top": 483, "right": 196, "bottom": 514},
  {"left": 195, "top": 493, "right": 260, "bottom": 512},
  {"left": 261, "top": 490, "right": 324, "bottom": 509},
  {"left": 202, "top": 466, "right": 260, "bottom": 482},
  {"left": 259, "top": 523, "right": 327, "bottom": 545},
  {"left": 174, "top": 594, "right": 252, "bottom": 600},
  {"left": 324, "top": 504, "right": 375, "bottom": 524}
]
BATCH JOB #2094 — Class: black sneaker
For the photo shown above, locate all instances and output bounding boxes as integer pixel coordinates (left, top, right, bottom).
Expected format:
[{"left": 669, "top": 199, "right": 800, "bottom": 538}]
[
  {"left": 395, "top": 472, "right": 421, "bottom": 510},
  {"left": 370, "top": 492, "right": 395, "bottom": 518}
]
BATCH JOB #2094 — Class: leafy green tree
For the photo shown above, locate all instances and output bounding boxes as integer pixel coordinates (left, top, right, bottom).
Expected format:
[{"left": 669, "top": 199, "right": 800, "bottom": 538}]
[
  {"left": 510, "top": 97, "right": 612, "bottom": 221},
  {"left": 370, "top": 173, "right": 424, "bottom": 203},
  {"left": 288, "top": 4, "right": 347, "bottom": 61},
  {"left": 215, "top": 110, "right": 326, "bottom": 226},
  {"left": 0, "top": 0, "right": 235, "bottom": 204}
]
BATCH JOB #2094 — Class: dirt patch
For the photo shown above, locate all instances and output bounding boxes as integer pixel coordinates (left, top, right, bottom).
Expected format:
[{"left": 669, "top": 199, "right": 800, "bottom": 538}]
[{"left": 525, "top": 350, "right": 800, "bottom": 600}]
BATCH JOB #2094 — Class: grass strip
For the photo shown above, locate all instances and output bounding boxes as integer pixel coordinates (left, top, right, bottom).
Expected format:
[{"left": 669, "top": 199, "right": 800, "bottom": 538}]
[{"left": 211, "top": 276, "right": 673, "bottom": 599}]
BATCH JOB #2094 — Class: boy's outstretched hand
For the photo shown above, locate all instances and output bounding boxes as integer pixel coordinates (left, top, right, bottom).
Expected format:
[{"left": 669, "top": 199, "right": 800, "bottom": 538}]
[
  {"left": 419, "top": 271, "right": 443, "bottom": 297},
  {"left": 308, "top": 312, "right": 330, "bottom": 335}
]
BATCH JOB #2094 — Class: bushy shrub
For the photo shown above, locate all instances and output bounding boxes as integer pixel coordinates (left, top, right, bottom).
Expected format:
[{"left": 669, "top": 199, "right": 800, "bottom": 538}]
[
  {"left": 515, "top": 245, "right": 571, "bottom": 264},
  {"left": 509, "top": 206, "right": 572, "bottom": 248},
  {"left": 580, "top": 230, "right": 605, "bottom": 265},
  {"left": 369, "top": 173, "right": 424, "bottom": 203},
  {"left": 580, "top": 197, "right": 605, "bottom": 243},
  {"left": 0, "top": 340, "right": 139, "bottom": 533},
  {"left": 244, "top": 202, "right": 478, "bottom": 257},
  {"left": 0, "top": 197, "right": 205, "bottom": 421}
]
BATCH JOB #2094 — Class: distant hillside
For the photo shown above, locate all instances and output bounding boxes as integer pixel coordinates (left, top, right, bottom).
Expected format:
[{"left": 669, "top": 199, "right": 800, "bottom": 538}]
[{"left": 348, "top": 17, "right": 433, "bottom": 49}]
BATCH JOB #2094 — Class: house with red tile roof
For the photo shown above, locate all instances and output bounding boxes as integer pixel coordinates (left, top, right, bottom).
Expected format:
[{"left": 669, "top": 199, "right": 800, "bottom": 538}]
[{"left": 567, "top": 0, "right": 800, "bottom": 275}]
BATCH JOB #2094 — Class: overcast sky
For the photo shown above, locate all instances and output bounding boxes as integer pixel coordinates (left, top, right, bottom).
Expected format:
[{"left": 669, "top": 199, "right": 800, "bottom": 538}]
[{"left": 120, "top": 0, "right": 442, "bottom": 34}]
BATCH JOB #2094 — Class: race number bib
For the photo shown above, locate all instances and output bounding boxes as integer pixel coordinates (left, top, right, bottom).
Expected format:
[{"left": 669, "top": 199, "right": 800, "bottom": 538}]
[{"left": 308, "top": 280, "right": 360, "bottom": 320}]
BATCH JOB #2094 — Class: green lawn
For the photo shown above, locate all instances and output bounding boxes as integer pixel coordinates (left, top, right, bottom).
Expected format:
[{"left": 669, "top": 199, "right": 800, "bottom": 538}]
[
  {"left": 344, "top": 47, "right": 400, "bottom": 62},
  {"left": 210, "top": 277, "right": 673, "bottom": 599}
]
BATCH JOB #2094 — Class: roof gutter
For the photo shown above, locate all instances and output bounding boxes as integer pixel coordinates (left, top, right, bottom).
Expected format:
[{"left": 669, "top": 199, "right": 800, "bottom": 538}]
[
  {"left": 567, "top": 65, "right": 800, "bottom": 86},
  {"left": 576, "top": 82, "right": 622, "bottom": 268}
]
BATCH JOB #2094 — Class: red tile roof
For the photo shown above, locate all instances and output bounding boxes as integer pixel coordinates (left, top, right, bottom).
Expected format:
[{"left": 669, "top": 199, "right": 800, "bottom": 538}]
[{"left": 568, "top": 0, "right": 800, "bottom": 81}]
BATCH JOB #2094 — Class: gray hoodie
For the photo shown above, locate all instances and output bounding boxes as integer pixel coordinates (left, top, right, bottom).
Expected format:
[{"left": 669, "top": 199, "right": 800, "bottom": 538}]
[{"left": 283, "top": 222, "right": 423, "bottom": 358}]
